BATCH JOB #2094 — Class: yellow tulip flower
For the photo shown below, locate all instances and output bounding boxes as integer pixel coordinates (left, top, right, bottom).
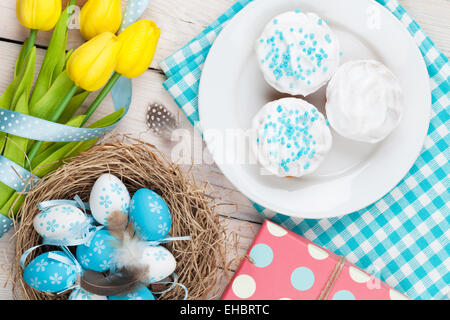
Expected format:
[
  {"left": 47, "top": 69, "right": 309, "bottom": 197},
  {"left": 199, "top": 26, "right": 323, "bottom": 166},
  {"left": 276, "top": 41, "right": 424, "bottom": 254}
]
[
  {"left": 66, "top": 32, "right": 121, "bottom": 92},
  {"left": 80, "top": 0, "right": 122, "bottom": 40},
  {"left": 16, "top": 0, "right": 62, "bottom": 31},
  {"left": 116, "top": 20, "right": 161, "bottom": 79}
]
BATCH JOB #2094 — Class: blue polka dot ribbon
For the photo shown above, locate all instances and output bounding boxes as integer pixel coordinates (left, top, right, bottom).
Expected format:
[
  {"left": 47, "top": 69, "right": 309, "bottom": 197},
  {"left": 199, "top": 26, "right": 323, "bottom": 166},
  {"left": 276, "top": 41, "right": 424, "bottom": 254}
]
[
  {"left": 0, "top": 155, "right": 38, "bottom": 192},
  {"left": 0, "top": 215, "right": 13, "bottom": 238},
  {"left": 38, "top": 194, "right": 90, "bottom": 212},
  {"left": 0, "top": 109, "right": 123, "bottom": 142},
  {"left": 120, "top": 0, "right": 151, "bottom": 32},
  {"left": 0, "top": 0, "right": 153, "bottom": 238}
]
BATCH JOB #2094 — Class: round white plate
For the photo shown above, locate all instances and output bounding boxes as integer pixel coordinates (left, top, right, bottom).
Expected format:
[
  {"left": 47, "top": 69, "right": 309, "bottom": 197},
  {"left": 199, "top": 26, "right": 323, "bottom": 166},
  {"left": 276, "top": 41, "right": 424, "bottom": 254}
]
[{"left": 199, "top": 0, "right": 430, "bottom": 218}]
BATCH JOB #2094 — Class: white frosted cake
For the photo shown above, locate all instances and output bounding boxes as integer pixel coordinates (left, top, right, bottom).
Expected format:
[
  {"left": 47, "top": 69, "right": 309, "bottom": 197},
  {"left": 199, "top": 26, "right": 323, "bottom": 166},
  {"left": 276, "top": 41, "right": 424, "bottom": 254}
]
[
  {"left": 256, "top": 10, "right": 340, "bottom": 96},
  {"left": 326, "top": 60, "right": 404, "bottom": 143},
  {"left": 252, "top": 98, "right": 332, "bottom": 178}
]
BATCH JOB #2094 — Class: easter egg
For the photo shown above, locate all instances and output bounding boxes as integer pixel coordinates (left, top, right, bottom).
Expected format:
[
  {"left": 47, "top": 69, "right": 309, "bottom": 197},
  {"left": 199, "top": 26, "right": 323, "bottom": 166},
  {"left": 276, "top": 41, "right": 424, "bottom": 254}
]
[
  {"left": 76, "top": 229, "right": 117, "bottom": 272},
  {"left": 24, "top": 251, "right": 78, "bottom": 293},
  {"left": 89, "top": 174, "right": 130, "bottom": 225},
  {"left": 140, "top": 246, "right": 176, "bottom": 284},
  {"left": 129, "top": 189, "right": 172, "bottom": 241},
  {"left": 33, "top": 205, "right": 89, "bottom": 242},
  {"left": 69, "top": 287, "right": 107, "bottom": 300},
  {"left": 108, "top": 286, "right": 155, "bottom": 300}
]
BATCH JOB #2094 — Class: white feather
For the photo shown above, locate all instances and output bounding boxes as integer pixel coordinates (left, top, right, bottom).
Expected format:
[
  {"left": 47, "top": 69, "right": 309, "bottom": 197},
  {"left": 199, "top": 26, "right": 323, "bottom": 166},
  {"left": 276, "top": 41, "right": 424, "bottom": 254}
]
[{"left": 112, "top": 233, "right": 147, "bottom": 269}]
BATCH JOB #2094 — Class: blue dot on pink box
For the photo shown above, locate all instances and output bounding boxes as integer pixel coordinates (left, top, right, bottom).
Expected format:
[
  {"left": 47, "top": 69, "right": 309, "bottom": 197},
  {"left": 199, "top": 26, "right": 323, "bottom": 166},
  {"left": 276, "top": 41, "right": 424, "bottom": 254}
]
[
  {"left": 333, "top": 290, "right": 356, "bottom": 300},
  {"left": 249, "top": 243, "right": 273, "bottom": 268},
  {"left": 291, "top": 267, "right": 315, "bottom": 291}
]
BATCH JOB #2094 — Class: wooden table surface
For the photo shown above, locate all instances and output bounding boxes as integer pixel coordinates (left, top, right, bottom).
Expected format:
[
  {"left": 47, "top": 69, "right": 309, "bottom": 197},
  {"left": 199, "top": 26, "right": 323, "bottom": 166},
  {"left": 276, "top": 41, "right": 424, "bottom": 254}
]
[{"left": 0, "top": 0, "right": 449, "bottom": 300}]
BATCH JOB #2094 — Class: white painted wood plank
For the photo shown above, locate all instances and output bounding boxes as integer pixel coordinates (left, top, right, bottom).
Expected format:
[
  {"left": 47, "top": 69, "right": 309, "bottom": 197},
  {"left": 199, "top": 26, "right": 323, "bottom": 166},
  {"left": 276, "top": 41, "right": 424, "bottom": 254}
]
[
  {"left": 0, "top": 0, "right": 237, "bottom": 70},
  {"left": 0, "top": 231, "right": 14, "bottom": 300},
  {"left": 399, "top": 0, "right": 450, "bottom": 56},
  {"left": 0, "top": 0, "right": 448, "bottom": 66}
]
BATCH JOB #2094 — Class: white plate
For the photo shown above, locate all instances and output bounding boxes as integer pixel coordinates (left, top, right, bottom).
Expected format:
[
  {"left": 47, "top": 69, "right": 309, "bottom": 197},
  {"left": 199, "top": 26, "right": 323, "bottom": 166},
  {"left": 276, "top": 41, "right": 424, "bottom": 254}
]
[{"left": 199, "top": 0, "right": 430, "bottom": 218}]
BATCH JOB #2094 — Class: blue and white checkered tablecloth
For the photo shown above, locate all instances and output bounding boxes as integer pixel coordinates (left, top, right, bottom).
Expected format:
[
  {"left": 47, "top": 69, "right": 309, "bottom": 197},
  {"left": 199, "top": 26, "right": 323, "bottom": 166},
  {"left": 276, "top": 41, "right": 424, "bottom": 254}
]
[{"left": 160, "top": 0, "right": 450, "bottom": 300}]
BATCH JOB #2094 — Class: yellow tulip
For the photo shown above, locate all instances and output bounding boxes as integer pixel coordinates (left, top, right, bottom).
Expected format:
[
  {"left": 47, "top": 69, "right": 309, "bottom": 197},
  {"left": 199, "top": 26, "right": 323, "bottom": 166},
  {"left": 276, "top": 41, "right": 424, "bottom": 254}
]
[
  {"left": 66, "top": 32, "right": 121, "bottom": 92},
  {"left": 116, "top": 20, "right": 161, "bottom": 79},
  {"left": 16, "top": 0, "right": 62, "bottom": 31},
  {"left": 80, "top": 0, "right": 122, "bottom": 40}
]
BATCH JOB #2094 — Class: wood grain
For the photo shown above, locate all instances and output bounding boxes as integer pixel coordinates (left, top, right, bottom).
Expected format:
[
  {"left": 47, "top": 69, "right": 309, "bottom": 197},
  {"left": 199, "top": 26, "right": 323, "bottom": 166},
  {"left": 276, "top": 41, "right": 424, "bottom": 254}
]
[{"left": 0, "top": 0, "right": 448, "bottom": 300}]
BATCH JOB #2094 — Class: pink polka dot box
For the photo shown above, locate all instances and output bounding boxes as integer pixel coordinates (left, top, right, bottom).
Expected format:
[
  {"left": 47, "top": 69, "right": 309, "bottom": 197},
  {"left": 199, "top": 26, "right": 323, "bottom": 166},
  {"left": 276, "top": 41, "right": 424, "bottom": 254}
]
[{"left": 222, "top": 220, "right": 409, "bottom": 300}]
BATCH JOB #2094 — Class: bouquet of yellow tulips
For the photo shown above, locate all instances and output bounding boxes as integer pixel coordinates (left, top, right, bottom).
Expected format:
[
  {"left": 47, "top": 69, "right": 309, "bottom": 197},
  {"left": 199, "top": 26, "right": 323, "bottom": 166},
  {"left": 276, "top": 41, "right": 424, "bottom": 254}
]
[{"left": 0, "top": 0, "right": 160, "bottom": 236}]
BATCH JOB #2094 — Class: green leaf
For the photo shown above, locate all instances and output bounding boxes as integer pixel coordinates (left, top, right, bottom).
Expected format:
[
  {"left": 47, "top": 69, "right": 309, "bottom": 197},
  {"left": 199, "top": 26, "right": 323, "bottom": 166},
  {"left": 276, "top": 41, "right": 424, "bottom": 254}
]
[
  {"left": 51, "top": 50, "right": 67, "bottom": 85},
  {"left": 89, "top": 107, "right": 126, "bottom": 128},
  {"left": 30, "top": 71, "right": 74, "bottom": 120},
  {"left": 4, "top": 93, "right": 29, "bottom": 167},
  {"left": 65, "top": 48, "right": 74, "bottom": 65},
  {"left": 0, "top": 46, "right": 36, "bottom": 111},
  {"left": 14, "top": 39, "right": 29, "bottom": 78},
  {"left": 0, "top": 46, "right": 35, "bottom": 157},
  {"left": 0, "top": 192, "right": 24, "bottom": 218},
  {"left": 29, "top": 3, "right": 72, "bottom": 107},
  {"left": 58, "top": 90, "right": 89, "bottom": 124},
  {"left": 11, "top": 47, "right": 36, "bottom": 110}
]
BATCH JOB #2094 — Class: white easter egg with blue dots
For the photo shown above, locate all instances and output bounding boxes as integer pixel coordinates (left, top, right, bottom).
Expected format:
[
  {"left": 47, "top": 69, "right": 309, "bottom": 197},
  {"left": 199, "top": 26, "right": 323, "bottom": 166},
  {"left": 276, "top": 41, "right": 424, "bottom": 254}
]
[
  {"left": 76, "top": 229, "right": 117, "bottom": 272},
  {"left": 140, "top": 245, "right": 176, "bottom": 284},
  {"left": 89, "top": 174, "right": 130, "bottom": 225},
  {"left": 129, "top": 188, "right": 172, "bottom": 241},
  {"left": 69, "top": 287, "right": 107, "bottom": 300},
  {"left": 24, "top": 251, "right": 77, "bottom": 293},
  {"left": 108, "top": 285, "right": 155, "bottom": 300},
  {"left": 33, "top": 205, "right": 88, "bottom": 241}
]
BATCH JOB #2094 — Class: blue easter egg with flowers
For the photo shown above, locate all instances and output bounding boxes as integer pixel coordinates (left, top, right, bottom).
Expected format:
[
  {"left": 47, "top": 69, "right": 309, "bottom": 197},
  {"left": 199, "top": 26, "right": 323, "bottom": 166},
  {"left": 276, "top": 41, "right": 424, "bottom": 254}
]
[
  {"left": 129, "top": 189, "right": 172, "bottom": 241},
  {"left": 76, "top": 229, "right": 117, "bottom": 272},
  {"left": 24, "top": 251, "right": 78, "bottom": 293}
]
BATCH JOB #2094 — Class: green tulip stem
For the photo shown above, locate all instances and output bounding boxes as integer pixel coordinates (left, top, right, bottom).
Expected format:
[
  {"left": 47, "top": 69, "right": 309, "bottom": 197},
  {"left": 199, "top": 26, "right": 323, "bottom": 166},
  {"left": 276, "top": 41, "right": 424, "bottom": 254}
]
[
  {"left": 24, "top": 29, "right": 37, "bottom": 57},
  {"left": 26, "top": 85, "right": 79, "bottom": 168},
  {"left": 81, "top": 72, "right": 122, "bottom": 126}
]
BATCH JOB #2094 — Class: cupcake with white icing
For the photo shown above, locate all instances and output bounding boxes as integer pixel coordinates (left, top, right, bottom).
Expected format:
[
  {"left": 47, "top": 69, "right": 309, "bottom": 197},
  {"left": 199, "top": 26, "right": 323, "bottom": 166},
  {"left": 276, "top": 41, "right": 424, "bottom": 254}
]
[
  {"left": 252, "top": 98, "right": 332, "bottom": 178},
  {"left": 326, "top": 60, "right": 404, "bottom": 143},
  {"left": 256, "top": 10, "right": 340, "bottom": 96}
]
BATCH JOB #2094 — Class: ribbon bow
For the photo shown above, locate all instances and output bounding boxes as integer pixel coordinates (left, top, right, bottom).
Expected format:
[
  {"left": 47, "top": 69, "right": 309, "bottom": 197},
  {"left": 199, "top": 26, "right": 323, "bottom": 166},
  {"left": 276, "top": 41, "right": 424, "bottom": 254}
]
[
  {"left": 151, "top": 273, "right": 189, "bottom": 300},
  {"left": 146, "top": 235, "right": 191, "bottom": 247}
]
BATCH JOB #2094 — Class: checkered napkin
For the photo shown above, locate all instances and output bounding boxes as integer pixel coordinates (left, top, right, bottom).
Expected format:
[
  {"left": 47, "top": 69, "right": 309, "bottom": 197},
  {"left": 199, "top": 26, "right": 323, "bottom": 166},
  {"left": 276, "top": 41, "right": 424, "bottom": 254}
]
[{"left": 160, "top": 0, "right": 450, "bottom": 300}]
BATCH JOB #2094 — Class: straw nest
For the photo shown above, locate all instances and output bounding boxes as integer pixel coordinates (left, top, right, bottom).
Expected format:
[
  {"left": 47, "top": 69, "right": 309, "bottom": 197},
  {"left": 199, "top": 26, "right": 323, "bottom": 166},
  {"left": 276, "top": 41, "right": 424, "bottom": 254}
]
[{"left": 11, "top": 137, "right": 230, "bottom": 300}]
